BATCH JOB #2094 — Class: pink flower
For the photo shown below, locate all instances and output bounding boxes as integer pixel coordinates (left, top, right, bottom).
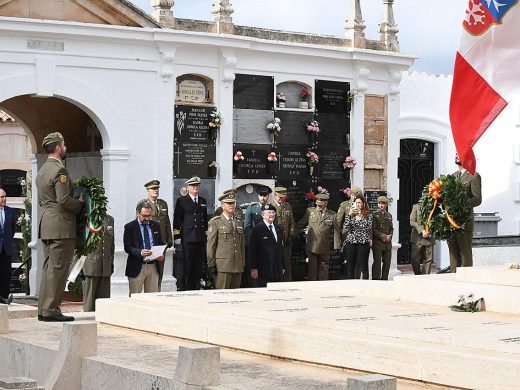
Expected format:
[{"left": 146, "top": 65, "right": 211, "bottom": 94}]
[{"left": 234, "top": 151, "right": 244, "bottom": 161}]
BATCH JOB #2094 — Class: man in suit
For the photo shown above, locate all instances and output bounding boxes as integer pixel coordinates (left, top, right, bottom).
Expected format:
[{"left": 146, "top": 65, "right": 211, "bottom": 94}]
[
  {"left": 207, "top": 192, "right": 245, "bottom": 289},
  {"left": 124, "top": 202, "right": 165, "bottom": 295},
  {"left": 139, "top": 180, "right": 172, "bottom": 291},
  {"left": 173, "top": 176, "right": 208, "bottom": 290},
  {"left": 409, "top": 203, "right": 435, "bottom": 275},
  {"left": 244, "top": 186, "right": 272, "bottom": 244},
  {"left": 296, "top": 193, "right": 341, "bottom": 281},
  {"left": 248, "top": 204, "right": 285, "bottom": 287},
  {"left": 0, "top": 188, "right": 16, "bottom": 304},
  {"left": 272, "top": 187, "right": 295, "bottom": 282},
  {"left": 82, "top": 214, "right": 115, "bottom": 311},
  {"left": 36, "top": 132, "right": 84, "bottom": 322},
  {"left": 448, "top": 153, "right": 482, "bottom": 272},
  {"left": 371, "top": 196, "right": 394, "bottom": 280}
]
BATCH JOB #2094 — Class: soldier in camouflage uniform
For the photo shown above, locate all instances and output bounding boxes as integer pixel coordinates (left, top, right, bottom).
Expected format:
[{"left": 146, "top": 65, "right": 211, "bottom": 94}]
[
  {"left": 139, "top": 180, "right": 172, "bottom": 291},
  {"left": 371, "top": 196, "right": 394, "bottom": 280},
  {"left": 207, "top": 192, "right": 245, "bottom": 289},
  {"left": 296, "top": 193, "right": 341, "bottom": 281},
  {"left": 272, "top": 187, "right": 296, "bottom": 281}
]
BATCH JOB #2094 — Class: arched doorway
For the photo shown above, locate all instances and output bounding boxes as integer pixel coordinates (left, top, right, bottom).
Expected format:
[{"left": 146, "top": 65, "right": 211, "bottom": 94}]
[{"left": 397, "top": 139, "right": 435, "bottom": 264}]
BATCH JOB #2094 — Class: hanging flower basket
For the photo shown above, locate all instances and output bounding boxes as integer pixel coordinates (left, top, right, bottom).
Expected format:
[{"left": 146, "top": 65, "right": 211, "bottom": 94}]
[
  {"left": 267, "top": 117, "right": 281, "bottom": 144},
  {"left": 208, "top": 111, "right": 222, "bottom": 142},
  {"left": 306, "top": 151, "right": 319, "bottom": 176},
  {"left": 233, "top": 151, "right": 244, "bottom": 174}
]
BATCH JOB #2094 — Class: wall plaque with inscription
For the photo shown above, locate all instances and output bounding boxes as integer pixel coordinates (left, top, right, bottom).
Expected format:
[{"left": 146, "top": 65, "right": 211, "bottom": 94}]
[
  {"left": 0, "top": 169, "right": 26, "bottom": 197},
  {"left": 318, "top": 145, "right": 349, "bottom": 180},
  {"left": 233, "top": 74, "right": 274, "bottom": 110},
  {"left": 173, "top": 143, "right": 216, "bottom": 179},
  {"left": 275, "top": 111, "right": 314, "bottom": 145},
  {"left": 365, "top": 190, "right": 388, "bottom": 212},
  {"left": 315, "top": 80, "right": 350, "bottom": 114},
  {"left": 277, "top": 146, "right": 311, "bottom": 180},
  {"left": 175, "top": 105, "right": 215, "bottom": 143},
  {"left": 177, "top": 80, "right": 207, "bottom": 103},
  {"left": 233, "top": 144, "right": 274, "bottom": 179}
]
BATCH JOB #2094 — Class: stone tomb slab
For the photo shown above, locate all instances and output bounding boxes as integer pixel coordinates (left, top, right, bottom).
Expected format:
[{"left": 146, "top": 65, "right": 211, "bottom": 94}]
[
  {"left": 96, "top": 280, "right": 520, "bottom": 389},
  {"left": 456, "top": 265, "right": 520, "bottom": 286}
]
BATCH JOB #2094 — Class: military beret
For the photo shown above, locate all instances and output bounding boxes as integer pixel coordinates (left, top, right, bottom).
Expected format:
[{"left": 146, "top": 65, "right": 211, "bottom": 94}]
[
  {"left": 351, "top": 186, "right": 363, "bottom": 197},
  {"left": 223, "top": 188, "right": 237, "bottom": 195},
  {"left": 257, "top": 186, "right": 272, "bottom": 196},
  {"left": 144, "top": 180, "right": 160, "bottom": 189},
  {"left": 218, "top": 192, "right": 236, "bottom": 203},
  {"left": 377, "top": 195, "right": 390, "bottom": 203},
  {"left": 261, "top": 203, "right": 277, "bottom": 212},
  {"left": 185, "top": 176, "right": 201, "bottom": 186},
  {"left": 274, "top": 186, "right": 287, "bottom": 196},
  {"left": 42, "top": 132, "right": 64, "bottom": 147}
]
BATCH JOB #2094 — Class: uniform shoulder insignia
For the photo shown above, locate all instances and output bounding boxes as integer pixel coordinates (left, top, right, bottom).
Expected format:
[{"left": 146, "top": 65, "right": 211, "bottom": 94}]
[
  {"left": 208, "top": 225, "right": 213, "bottom": 233},
  {"left": 58, "top": 174, "right": 67, "bottom": 183}
]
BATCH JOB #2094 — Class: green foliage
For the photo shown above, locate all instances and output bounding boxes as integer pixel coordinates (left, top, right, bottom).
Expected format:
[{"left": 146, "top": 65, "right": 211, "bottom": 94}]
[
  {"left": 67, "top": 280, "right": 83, "bottom": 300},
  {"left": 418, "top": 174, "right": 470, "bottom": 241},
  {"left": 74, "top": 177, "right": 108, "bottom": 257}
]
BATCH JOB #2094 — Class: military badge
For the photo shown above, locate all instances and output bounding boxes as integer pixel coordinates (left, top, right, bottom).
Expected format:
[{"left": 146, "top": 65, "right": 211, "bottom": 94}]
[{"left": 59, "top": 175, "right": 67, "bottom": 183}]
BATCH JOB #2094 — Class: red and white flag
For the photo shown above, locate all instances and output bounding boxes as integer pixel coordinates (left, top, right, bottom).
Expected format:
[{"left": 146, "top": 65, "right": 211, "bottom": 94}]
[{"left": 450, "top": 0, "right": 520, "bottom": 174}]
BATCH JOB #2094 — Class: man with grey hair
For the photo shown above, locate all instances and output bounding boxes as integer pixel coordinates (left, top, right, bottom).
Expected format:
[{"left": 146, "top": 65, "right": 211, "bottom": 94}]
[{"left": 124, "top": 201, "right": 165, "bottom": 295}]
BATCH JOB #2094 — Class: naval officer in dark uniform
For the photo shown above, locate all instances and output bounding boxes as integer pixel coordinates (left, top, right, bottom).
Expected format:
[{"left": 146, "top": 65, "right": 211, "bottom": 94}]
[{"left": 173, "top": 176, "right": 208, "bottom": 290}]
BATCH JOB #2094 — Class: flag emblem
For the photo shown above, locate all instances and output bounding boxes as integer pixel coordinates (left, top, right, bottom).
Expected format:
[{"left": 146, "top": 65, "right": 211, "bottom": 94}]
[{"left": 463, "top": 0, "right": 519, "bottom": 36}]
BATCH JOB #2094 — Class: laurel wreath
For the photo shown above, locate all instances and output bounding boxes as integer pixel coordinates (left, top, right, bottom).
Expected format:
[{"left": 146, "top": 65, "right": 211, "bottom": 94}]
[
  {"left": 74, "top": 177, "right": 108, "bottom": 257},
  {"left": 418, "top": 174, "right": 470, "bottom": 241}
]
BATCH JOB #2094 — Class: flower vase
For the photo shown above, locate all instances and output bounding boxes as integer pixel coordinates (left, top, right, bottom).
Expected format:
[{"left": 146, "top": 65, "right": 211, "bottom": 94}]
[
  {"left": 278, "top": 102, "right": 286, "bottom": 108},
  {"left": 208, "top": 166, "right": 217, "bottom": 178},
  {"left": 266, "top": 162, "right": 275, "bottom": 176},
  {"left": 209, "top": 128, "right": 218, "bottom": 142},
  {"left": 271, "top": 133, "right": 276, "bottom": 144},
  {"left": 299, "top": 101, "right": 309, "bottom": 109},
  {"left": 309, "top": 166, "right": 314, "bottom": 176}
]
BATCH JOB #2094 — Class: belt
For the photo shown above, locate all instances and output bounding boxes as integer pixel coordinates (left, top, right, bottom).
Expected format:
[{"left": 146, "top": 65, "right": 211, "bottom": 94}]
[{"left": 143, "top": 260, "right": 155, "bottom": 264}]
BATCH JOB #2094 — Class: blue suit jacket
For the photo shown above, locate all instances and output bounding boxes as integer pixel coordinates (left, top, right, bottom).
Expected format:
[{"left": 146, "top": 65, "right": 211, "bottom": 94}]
[
  {"left": 123, "top": 219, "right": 164, "bottom": 278},
  {"left": 0, "top": 206, "right": 16, "bottom": 257}
]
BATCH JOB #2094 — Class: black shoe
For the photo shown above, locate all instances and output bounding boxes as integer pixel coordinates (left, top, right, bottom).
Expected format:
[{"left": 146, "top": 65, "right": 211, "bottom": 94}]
[
  {"left": 0, "top": 297, "right": 10, "bottom": 305},
  {"left": 38, "top": 315, "right": 42, "bottom": 321},
  {"left": 40, "top": 314, "right": 75, "bottom": 322}
]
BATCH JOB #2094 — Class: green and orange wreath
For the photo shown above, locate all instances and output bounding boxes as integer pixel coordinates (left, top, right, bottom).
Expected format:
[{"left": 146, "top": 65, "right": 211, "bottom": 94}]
[
  {"left": 418, "top": 174, "right": 470, "bottom": 241},
  {"left": 74, "top": 177, "right": 108, "bottom": 257}
]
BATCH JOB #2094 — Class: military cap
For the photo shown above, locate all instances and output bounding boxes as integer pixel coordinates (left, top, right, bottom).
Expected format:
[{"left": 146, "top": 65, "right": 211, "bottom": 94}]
[
  {"left": 315, "top": 193, "right": 330, "bottom": 205},
  {"left": 377, "top": 195, "right": 390, "bottom": 203},
  {"left": 218, "top": 192, "right": 237, "bottom": 203},
  {"left": 260, "top": 203, "right": 277, "bottom": 212},
  {"left": 185, "top": 176, "right": 201, "bottom": 186},
  {"left": 257, "top": 186, "right": 272, "bottom": 196},
  {"left": 223, "top": 188, "right": 237, "bottom": 195},
  {"left": 274, "top": 186, "right": 287, "bottom": 196},
  {"left": 144, "top": 179, "right": 160, "bottom": 189},
  {"left": 42, "top": 132, "right": 64, "bottom": 147},
  {"left": 351, "top": 186, "right": 363, "bottom": 197}
]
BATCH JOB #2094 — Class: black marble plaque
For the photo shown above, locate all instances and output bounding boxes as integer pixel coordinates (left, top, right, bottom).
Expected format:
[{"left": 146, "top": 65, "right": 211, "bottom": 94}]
[
  {"left": 315, "top": 80, "right": 350, "bottom": 114},
  {"left": 233, "top": 144, "right": 274, "bottom": 179},
  {"left": 317, "top": 145, "right": 349, "bottom": 180},
  {"left": 314, "top": 112, "right": 350, "bottom": 146},
  {"left": 233, "top": 74, "right": 274, "bottom": 110},
  {"left": 365, "top": 190, "right": 387, "bottom": 212},
  {"left": 0, "top": 169, "right": 26, "bottom": 197},
  {"left": 275, "top": 111, "right": 315, "bottom": 145},
  {"left": 277, "top": 146, "right": 312, "bottom": 180},
  {"left": 173, "top": 143, "right": 216, "bottom": 179},
  {"left": 174, "top": 105, "right": 215, "bottom": 143}
]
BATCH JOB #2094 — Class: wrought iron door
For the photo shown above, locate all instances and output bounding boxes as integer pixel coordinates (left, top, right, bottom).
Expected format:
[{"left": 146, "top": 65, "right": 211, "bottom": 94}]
[{"left": 397, "top": 139, "right": 434, "bottom": 264}]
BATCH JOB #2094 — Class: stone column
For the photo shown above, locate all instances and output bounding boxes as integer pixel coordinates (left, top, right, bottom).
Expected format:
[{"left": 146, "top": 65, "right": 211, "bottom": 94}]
[
  {"left": 151, "top": 0, "right": 175, "bottom": 28},
  {"left": 29, "top": 154, "right": 41, "bottom": 296},
  {"left": 212, "top": 1, "right": 235, "bottom": 34},
  {"left": 379, "top": 0, "right": 399, "bottom": 52},
  {"left": 216, "top": 49, "right": 237, "bottom": 201},
  {"left": 350, "top": 66, "right": 370, "bottom": 189},
  {"left": 344, "top": 0, "right": 366, "bottom": 49},
  {"left": 387, "top": 70, "right": 402, "bottom": 280}
]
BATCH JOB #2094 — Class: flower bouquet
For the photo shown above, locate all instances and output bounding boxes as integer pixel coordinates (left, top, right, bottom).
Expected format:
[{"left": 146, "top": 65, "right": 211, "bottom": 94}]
[
  {"left": 233, "top": 151, "right": 244, "bottom": 174},
  {"left": 208, "top": 111, "right": 222, "bottom": 141},
  {"left": 266, "top": 151, "right": 277, "bottom": 175},
  {"left": 208, "top": 161, "right": 218, "bottom": 177},
  {"left": 304, "top": 119, "right": 320, "bottom": 142},
  {"left": 276, "top": 92, "right": 287, "bottom": 108},
  {"left": 266, "top": 117, "right": 281, "bottom": 143},
  {"left": 300, "top": 87, "right": 311, "bottom": 109},
  {"left": 449, "top": 293, "right": 484, "bottom": 312},
  {"left": 306, "top": 151, "right": 319, "bottom": 175},
  {"left": 343, "top": 156, "right": 357, "bottom": 180}
]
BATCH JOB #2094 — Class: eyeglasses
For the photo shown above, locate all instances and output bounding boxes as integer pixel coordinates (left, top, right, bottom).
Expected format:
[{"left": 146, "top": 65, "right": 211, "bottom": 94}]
[{"left": 0, "top": 196, "right": 6, "bottom": 199}]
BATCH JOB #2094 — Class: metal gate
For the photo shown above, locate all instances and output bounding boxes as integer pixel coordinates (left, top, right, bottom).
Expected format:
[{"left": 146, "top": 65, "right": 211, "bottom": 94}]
[{"left": 397, "top": 139, "right": 434, "bottom": 264}]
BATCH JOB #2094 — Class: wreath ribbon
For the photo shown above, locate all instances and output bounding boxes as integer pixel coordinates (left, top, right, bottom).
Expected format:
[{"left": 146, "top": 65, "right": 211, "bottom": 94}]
[
  {"left": 424, "top": 178, "right": 461, "bottom": 232},
  {"left": 85, "top": 214, "right": 102, "bottom": 234}
]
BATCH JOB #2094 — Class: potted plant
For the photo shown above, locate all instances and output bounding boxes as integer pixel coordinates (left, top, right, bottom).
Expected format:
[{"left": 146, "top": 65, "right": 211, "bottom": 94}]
[
  {"left": 266, "top": 117, "right": 281, "bottom": 144},
  {"left": 304, "top": 119, "right": 320, "bottom": 142},
  {"left": 299, "top": 86, "right": 311, "bottom": 109},
  {"left": 208, "top": 161, "right": 218, "bottom": 177},
  {"left": 209, "top": 111, "right": 222, "bottom": 142},
  {"left": 266, "top": 151, "right": 277, "bottom": 175},
  {"left": 233, "top": 151, "right": 245, "bottom": 174},
  {"left": 276, "top": 92, "right": 287, "bottom": 108},
  {"left": 306, "top": 150, "right": 319, "bottom": 176},
  {"left": 342, "top": 156, "right": 357, "bottom": 180}
]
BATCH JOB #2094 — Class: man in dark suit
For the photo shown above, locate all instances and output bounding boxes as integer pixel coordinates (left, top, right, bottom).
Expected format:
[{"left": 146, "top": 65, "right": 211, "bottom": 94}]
[
  {"left": 124, "top": 201, "right": 165, "bottom": 295},
  {"left": 0, "top": 188, "right": 16, "bottom": 304},
  {"left": 248, "top": 204, "right": 285, "bottom": 287},
  {"left": 173, "top": 176, "right": 208, "bottom": 290}
]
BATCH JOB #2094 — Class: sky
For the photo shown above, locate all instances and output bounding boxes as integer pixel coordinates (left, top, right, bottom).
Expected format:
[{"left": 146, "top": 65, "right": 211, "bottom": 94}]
[{"left": 130, "top": 0, "right": 469, "bottom": 75}]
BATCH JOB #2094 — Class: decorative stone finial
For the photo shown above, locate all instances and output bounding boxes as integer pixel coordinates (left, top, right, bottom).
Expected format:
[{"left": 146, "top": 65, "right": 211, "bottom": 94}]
[
  {"left": 379, "top": 0, "right": 399, "bottom": 52},
  {"left": 345, "top": 0, "right": 366, "bottom": 48},
  {"left": 212, "top": 1, "right": 234, "bottom": 23},
  {"left": 151, "top": 0, "right": 175, "bottom": 28}
]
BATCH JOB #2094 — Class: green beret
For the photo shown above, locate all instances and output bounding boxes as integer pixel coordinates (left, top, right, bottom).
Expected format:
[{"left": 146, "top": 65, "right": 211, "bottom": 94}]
[
  {"left": 144, "top": 180, "right": 160, "bottom": 189},
  {"left": 377, "top": 195, "right": 390, "bottom": 203},
  {"left": 42, "top": 132, "right": 64, "bottom": 147}
]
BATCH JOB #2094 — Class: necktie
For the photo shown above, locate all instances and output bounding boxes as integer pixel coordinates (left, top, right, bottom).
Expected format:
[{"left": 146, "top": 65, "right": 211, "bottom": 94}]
[
  {"left": 269, "top": 224, "right": 276, "bottom": 241},
  {"left": 194, "top": 197, "right": 198, "bottom": 205},
  {"left": 0, "top": 208, "right": 4, "bottom": 230},
  {"left": 143, "top": 224, "right": 151, "bottom": 249}
]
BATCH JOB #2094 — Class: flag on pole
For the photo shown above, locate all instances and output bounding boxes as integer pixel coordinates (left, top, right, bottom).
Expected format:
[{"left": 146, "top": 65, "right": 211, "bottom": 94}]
[{"left": 450, "top": 0, "right": 520, "bottom": 174}]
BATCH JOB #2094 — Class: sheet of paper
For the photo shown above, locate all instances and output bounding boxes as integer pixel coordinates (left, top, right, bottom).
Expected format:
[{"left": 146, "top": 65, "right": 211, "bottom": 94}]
[
  {"left": 144, "top": 245, "right": 167, "bottom": 260},
  {"left": 67, "top": 256, "right": 86, "bottom": 284}
]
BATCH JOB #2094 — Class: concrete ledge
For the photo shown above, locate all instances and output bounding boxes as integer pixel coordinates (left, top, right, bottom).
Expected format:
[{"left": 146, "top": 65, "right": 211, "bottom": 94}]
[
  {"left": 0, "top": 377, "right": 44, "bottom": 389},
  {"left": 347, "top": 374, "right": 396, "bottom": 390},
  {"left": 174, "top": 344, "right": 220, "bottom": 386}
]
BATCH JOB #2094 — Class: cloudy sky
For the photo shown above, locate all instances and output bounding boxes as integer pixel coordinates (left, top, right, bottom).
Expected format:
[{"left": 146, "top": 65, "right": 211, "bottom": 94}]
[{"left": 130, "top": 0, "right": 468, "bottom": 75}]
